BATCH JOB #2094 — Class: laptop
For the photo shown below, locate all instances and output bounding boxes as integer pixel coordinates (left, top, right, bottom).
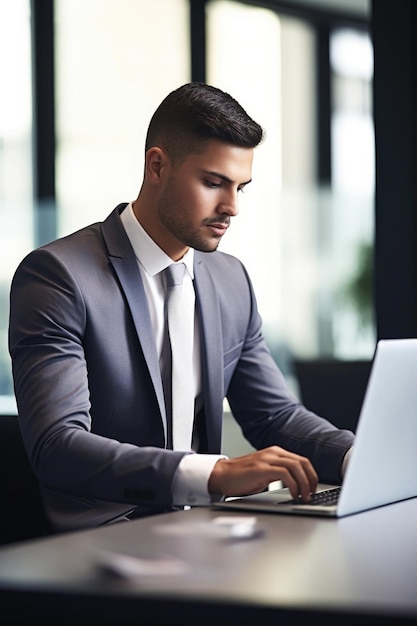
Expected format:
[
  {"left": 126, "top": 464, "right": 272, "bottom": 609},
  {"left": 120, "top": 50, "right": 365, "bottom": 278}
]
[{"left": 214, "top": 338, "right": 417, "bottom": 518}]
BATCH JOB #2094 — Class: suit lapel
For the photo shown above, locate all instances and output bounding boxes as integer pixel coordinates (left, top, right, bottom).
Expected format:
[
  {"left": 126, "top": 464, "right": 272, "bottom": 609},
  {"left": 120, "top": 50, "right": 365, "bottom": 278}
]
[
  {"left": 101, "top": 206, "right": 168, "bottom": 439},
  {"left": 194, "top": 254, "right": 225, "bottom": 452}
]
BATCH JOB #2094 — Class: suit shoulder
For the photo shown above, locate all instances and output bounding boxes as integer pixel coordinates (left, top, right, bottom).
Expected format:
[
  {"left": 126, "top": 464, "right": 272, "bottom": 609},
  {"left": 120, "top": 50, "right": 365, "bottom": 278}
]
[
  {"left": 12, "top": 222, "right": 105, "bottom": 283},
  {"left": 27, "top": 205, "right": 127, "bottom": 263}
]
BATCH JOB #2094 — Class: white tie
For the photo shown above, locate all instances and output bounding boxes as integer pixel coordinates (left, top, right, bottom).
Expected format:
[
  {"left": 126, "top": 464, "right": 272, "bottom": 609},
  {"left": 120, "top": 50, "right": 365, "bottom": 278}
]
[{"left": 164, "top": 263, "right": 195, "bottom": 450}]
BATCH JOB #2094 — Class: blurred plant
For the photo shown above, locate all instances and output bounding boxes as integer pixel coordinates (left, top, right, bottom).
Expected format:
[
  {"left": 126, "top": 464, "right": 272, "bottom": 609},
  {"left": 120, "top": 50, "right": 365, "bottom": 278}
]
[{"left": 341, "top": 241, "right": 374, "bottom": 328}]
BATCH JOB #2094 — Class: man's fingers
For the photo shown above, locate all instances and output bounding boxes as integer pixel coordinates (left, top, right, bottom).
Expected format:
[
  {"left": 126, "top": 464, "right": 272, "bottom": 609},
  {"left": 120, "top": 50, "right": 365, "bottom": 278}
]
[
  {"left": 208, "top": 446, "right": 319, "bottom": 500},
  {"left": 274, "top": 460, "right": 316, "bottom": 501},
  {"left": 263, "top": 448, "right": 318, "bottom": 499}
]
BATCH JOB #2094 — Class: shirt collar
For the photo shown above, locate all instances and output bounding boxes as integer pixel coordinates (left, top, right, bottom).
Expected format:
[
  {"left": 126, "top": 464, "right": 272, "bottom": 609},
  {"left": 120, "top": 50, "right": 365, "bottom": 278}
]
[{"left": 120, "top": 202, "right": 194, "bottom": 278}]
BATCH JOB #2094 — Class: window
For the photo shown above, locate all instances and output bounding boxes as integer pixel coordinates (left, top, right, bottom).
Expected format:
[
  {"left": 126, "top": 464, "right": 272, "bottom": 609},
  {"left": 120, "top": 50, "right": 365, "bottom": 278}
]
[
  {"left": 330, "top": 27, "right": 374, "bottom": 356},
  {"left": 0, "top": 0, "right": 33, "bottom": 412}
]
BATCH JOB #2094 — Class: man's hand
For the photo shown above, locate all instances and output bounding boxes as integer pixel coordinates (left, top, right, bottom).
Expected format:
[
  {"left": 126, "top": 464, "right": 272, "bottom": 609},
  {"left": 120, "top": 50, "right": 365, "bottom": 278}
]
[{"left": 208, "top": 446, "right": 318, "bottom": 502}]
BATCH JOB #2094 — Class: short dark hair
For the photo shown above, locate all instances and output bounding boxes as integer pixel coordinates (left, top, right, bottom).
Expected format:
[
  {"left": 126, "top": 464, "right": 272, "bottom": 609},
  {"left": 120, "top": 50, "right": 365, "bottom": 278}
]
[{"left": 145, "top": 82, "right": 264, "bottom": 163}]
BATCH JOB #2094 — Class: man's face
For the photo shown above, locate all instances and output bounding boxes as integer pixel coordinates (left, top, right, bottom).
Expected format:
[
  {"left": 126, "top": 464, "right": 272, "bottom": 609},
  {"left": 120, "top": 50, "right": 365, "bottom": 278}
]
[{"left": 156, "top": 139, "right": 253, "bottom": 259}]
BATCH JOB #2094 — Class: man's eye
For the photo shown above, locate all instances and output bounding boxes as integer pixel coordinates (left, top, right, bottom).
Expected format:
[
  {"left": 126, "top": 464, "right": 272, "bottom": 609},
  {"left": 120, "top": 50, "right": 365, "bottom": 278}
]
[{"left": 205, "top": 180, "right": 220, "bottom": 188}]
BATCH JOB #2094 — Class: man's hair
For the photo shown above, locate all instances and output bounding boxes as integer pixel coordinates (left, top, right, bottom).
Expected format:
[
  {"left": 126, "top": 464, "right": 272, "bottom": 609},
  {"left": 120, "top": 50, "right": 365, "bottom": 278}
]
[{"left": 145, "top": 82, "right": 264, "bottom": 164}]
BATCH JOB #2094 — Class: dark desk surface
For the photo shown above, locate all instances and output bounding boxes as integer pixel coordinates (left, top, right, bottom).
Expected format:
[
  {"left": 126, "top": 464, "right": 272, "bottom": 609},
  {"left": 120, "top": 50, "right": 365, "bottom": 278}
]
[{"left": 0, "top": 497, "right": 416, "bottom": 625}]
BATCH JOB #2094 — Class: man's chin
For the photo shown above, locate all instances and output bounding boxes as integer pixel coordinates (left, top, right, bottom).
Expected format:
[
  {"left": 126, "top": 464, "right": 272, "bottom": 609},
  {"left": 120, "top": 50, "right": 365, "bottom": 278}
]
[
  {"left": 203, "top": 241, "right": 221, "bottom": 253},
  {"left": 190, "top": 238, "right": 221, "bottom": 253}
]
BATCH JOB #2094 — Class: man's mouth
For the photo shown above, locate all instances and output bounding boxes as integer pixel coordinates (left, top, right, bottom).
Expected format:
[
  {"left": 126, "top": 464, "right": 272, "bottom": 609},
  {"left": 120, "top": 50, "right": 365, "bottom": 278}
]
[{"left": 206, "top": 221, "right": 229, "bottom": 237}]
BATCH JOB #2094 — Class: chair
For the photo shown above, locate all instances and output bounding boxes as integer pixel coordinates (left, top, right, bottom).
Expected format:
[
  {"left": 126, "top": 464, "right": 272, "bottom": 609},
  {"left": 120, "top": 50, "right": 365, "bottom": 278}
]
[
  {"left": 293, "top": 358, "right": 372, "bottom": 433},
  {"left": 0, "top": 415, "right": 52, "bottom": 545}
]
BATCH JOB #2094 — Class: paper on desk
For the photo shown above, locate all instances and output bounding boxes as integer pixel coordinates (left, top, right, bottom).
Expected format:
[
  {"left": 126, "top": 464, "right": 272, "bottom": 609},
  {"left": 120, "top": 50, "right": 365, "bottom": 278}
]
[
  {"left": 95, "top": 549, "right": 190, "bottom": 579},
  {"left": 154, "top": 515, "right": 264, "bottom": 540}
]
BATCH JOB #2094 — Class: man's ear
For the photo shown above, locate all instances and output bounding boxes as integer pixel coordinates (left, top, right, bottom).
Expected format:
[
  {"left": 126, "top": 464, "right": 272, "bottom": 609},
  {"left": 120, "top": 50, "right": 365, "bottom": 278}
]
[{"left": 145, "top": 147, "right": 169, "bottom": 184}]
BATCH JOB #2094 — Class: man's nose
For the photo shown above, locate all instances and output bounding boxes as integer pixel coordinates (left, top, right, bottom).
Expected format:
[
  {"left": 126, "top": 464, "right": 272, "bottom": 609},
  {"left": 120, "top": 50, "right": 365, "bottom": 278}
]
[{"left": 217, "top": 189, "right": 239, "bottom": 216}]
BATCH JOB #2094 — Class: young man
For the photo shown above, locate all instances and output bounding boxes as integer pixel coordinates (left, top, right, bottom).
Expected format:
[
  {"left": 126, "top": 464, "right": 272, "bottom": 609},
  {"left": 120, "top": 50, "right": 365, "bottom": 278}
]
[{"left": 9, "top": 83, "right": 354, "bottom": 532}]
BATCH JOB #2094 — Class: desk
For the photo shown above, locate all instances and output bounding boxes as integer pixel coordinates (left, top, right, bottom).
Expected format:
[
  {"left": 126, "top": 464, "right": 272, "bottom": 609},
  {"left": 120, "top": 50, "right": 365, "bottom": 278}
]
[{"left": 0, "top": 499, "right": 416, "bottom": 624}]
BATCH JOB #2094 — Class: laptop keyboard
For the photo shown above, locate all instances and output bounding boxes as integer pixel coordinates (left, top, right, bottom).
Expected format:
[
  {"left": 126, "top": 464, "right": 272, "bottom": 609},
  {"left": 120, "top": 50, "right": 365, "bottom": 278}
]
[{"left": 284, "top": 486, "right": 342, "bottom": 506}]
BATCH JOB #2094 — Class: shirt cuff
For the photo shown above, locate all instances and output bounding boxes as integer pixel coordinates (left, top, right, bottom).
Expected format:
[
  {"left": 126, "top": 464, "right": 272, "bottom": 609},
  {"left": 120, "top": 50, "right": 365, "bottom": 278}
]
[
  {"left": 172, "top": 453, "right": 227, "bottom": 506},
  {"left": 341, "top": 447, "right": 353, "bottom": 479}
]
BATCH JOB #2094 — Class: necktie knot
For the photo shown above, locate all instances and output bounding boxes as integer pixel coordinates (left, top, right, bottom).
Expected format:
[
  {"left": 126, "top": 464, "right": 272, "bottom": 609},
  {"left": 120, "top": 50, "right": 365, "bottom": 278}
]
[{"left": 165, "top": 263, "right": 186, "bottom": 288}]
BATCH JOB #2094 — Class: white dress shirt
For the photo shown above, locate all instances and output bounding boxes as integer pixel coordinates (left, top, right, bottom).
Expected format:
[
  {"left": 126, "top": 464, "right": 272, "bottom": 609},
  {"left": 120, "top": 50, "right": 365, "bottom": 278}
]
[{"left": 120, "top": 203, "right": 225, "bottom": 506}]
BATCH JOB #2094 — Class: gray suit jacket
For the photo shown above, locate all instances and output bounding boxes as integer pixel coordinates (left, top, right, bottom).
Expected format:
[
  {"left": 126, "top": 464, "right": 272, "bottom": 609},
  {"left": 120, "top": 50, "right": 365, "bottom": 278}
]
[{"left": 9, "top": 204, "right": 354, "bottom": 531}]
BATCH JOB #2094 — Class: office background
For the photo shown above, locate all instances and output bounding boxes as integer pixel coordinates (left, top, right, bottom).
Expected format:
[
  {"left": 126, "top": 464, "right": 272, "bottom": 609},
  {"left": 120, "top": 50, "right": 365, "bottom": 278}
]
[{"left": 1, "top": 0, "right": 415, "bottom": 434}]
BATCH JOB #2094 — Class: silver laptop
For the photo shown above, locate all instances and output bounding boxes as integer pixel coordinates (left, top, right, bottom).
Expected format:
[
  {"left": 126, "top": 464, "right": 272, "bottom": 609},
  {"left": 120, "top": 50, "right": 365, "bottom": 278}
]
[{"left": 214, "top": 338, "right": 417, "bottom": 518}]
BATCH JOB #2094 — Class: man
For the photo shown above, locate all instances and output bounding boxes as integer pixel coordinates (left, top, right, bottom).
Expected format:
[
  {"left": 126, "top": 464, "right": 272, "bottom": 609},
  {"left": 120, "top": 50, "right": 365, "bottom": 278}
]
[{"left": 9, "top": 83, "right": 354, "bottom": 533}]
